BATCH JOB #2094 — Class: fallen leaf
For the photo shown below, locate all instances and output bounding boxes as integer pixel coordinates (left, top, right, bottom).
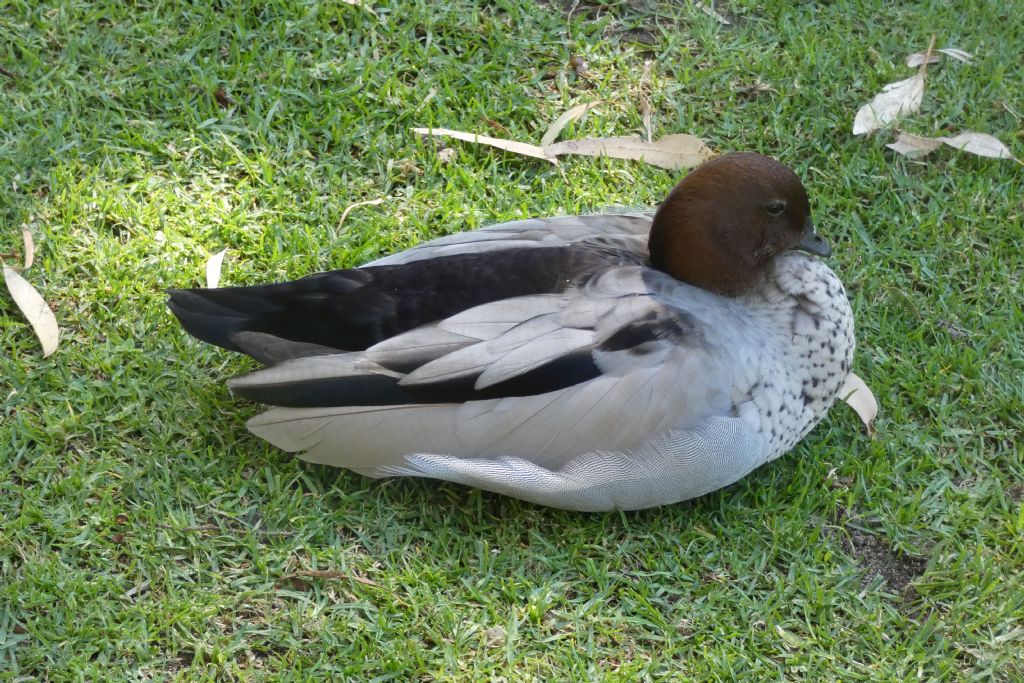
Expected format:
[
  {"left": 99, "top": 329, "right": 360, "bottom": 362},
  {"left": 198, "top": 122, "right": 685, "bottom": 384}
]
[
  {"left": 414, "top": 127, "right": 713, "bottom": 170},
  {"left": 695, "top": 1, "right": 730, "bottom": 25},
  {"left": 541, "top": 102, "right": 601, "bottom": 148},
  {"left": 3, "top": 265, "right": 59, "bottom": 356},
  {"left": 544, "top": 134, "right": 713, "bottom": 170},
  {"left": 906, "top": 47, "right": 973, "bottom": 68},
  {"left": 339, "top": 198, "right": 386, "bottom": 228},
  {"left": 937, "top": 48, "right": 973, "bottom": 63},
  {"left": 205, "top": 249, "right": 227, "bottom": 289},
  {"left": 887, "top": 131, "right": 1017, "bottom": 161},
  {"left": 437, "top": 147, "right": 457, "bottom": 164},
  {"left": 941, "top": 131, "right": 1017, "bottom": 160},
  {"left": 886, "top": 132, "right": 943, "bottom": 158},
  {"left": 21, "top": 229, "right": 34, "bottom": 269},
  {"left": 485, "top": 626, "right": 506, "bottom": 646},
  {"left": 341, "top": 0, "right": 377, "bottom": 15},
  {"left": 905, "top": 52, "right": 940, "bottom": 68},
  {"left": 412, "top": 127, "right": 555, "bottom": 164},
  {"left": 852, "top": 71, "right": 926, "bottom": 135},
  {"left": 839, "top": 372, "right": 877, "bottom": 437}
]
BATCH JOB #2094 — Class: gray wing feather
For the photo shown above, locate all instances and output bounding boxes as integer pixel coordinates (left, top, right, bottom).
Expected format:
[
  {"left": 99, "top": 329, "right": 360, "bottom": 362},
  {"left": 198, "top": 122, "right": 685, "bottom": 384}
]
[
  {"left": 370, "top": 214, "right": 651, "bottom": 266},
  {"left": 475, "top": 328, "right": 593, "bottom": 389},
  {"left": 371, "top": 415, "right": 769, "bottom": 511}
]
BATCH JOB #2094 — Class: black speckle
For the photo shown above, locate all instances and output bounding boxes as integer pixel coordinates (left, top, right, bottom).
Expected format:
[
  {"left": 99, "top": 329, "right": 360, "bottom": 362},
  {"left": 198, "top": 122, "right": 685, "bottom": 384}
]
[{"left": 801, "top": 391, "right": 813, "bottom": 406}]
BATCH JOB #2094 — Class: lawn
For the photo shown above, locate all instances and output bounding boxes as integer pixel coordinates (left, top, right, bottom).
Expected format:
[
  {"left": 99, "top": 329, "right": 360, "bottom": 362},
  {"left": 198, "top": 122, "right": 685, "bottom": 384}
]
[{"left": 1, "top": 0, "right": 1022, "bottom": 680}]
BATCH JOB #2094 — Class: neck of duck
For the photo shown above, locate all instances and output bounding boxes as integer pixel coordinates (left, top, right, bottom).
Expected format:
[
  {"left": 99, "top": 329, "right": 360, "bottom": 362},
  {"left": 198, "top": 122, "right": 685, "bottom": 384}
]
[{"left": 648, "top": 200, "right": 764, "bottom": 297}]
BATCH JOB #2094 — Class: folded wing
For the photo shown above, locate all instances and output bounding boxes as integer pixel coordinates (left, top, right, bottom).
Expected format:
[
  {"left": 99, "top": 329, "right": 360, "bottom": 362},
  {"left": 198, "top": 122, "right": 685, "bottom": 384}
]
[{"left": 237, "top": 267, "right": 737, "bottom": 473}]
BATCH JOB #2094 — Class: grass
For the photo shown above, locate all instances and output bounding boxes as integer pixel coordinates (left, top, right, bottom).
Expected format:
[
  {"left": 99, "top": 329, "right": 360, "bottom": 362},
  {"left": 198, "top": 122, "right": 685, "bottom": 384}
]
[{"left": 1, "top": 0, "right": 1022, "bottom": 679}]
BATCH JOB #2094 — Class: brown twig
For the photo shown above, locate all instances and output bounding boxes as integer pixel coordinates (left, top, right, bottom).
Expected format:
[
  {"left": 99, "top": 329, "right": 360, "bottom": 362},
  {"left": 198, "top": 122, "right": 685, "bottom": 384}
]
[
  {"left": 0, "top": 65, "right": 17, "bottom": 80},
  {"left": 638, "top": 60, "right": 655, "bottom": 143},
  {"left": 919, "top": 34, "right": 937, "bottom": 76}
]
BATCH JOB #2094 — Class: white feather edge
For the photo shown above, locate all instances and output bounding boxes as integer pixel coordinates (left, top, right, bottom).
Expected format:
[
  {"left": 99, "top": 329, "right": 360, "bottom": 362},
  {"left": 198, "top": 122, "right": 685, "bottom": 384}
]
[{"left": 228, "top": 354, "right": 399, "bottom": 391}]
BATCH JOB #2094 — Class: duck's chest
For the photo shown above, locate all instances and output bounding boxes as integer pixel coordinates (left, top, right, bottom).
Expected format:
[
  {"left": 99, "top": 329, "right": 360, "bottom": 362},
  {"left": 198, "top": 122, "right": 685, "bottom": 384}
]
[{"left": 727, "top": 259, "right": 855, "bottom": 459}]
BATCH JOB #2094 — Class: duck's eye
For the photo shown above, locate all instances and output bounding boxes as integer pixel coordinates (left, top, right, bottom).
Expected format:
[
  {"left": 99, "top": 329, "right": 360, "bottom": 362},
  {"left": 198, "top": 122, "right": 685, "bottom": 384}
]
[{"left": 766, "top": 201, "right": 787, "bottom": 216}]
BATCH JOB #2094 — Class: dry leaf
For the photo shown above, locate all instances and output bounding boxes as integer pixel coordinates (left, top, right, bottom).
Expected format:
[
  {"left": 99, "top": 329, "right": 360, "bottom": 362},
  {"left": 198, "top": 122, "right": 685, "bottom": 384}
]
[
  {"left": 3, "top": 265, "right": 59, "bottom": 357},
  {"left": 414, "top": 127, "right": 713, "bottom": 170},
  {"left": 941, "top": 131, "right": 1016, "bottom": 159},
  {"left": 540, "top": 102, "right": 601, "bottom": 148},
  {"left": 887, "top": 131, "right": 1017, "bottom": 161},
  {"left": 544, "top": 134, "right": 713, "bottom": 170},
  {"left": 339, "top": 198, "right": 386, "bottom": 228},
  {"left": 437, "top": 147, "right": 457, "bottom": 164},
  {"left": 695, "top": 1, "right": 730, "bottom": 25},
  {"left": 206, "top": 249, "right": 227, "bottom": 289},
  {"left": 905, "top": 52, "right": 940, "bottom": 68},
  {"left": 886, "top": 132, "right": 943, "bottom": 158},
  {"left": 412, "top": 128, "right": 555, "bottom": 164},
  {"left": 341, "top": 0, "right": 377, "bottom": 16},
  {"left": 937, "top": 48, "right": 973, "bottom": 63},
  {"left": 906, "top": 47, "right": 973, "bottom": 67},
  {"left": 853, "top": 71, "right": 926, "bottom": 135},
  {"left": 839, "top": 372, "right": 877, "bottom": 437},
  {"left": 21, "top": 229, "right": 34, "bottom": 269}
]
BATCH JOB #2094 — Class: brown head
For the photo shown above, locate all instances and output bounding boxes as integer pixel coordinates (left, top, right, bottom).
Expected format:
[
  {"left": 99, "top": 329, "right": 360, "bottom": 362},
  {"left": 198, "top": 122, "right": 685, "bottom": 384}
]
[{"left": 648, "top": 152, "right": 829, "bottom": 295}]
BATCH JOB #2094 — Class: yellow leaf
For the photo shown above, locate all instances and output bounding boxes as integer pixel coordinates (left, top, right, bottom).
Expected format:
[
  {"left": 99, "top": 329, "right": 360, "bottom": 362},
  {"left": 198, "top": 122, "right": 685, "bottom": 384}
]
[
  {"left": 544, "top": 134, "right": 713, "bottom": 170},
  {"left": 411, "top": 128, "right": 555, "bottom": 164},
  {"left": 540, "top": 102, "right": 601, "bottom": 148},
  {"left": 840, "top": 372, "right": 877, "bottom": 437},
  {"left": 3, "top": 265, "right": 59, "bottom": 357},
  {"left": 22, "top": 228, "right": 34, "bottom": 269}
]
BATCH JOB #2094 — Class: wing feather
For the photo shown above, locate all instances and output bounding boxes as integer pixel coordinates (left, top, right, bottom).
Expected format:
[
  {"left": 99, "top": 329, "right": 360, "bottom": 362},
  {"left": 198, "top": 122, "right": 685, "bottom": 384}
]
[{"left": 370, "top": 214, "right": 651, "bottom": 266}]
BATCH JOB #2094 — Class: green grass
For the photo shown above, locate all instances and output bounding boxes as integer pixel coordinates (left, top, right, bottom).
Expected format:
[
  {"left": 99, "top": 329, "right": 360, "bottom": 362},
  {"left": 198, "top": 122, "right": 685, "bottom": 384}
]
[{"left": 1, "top": 0, "right": 1022, "bottom": 679}]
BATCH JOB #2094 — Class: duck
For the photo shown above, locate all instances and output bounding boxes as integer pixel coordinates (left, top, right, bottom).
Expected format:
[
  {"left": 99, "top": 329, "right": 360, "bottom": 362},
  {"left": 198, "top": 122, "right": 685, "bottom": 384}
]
[{"left": 167, "top": 152, "right": 855, "bottom": 512}]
